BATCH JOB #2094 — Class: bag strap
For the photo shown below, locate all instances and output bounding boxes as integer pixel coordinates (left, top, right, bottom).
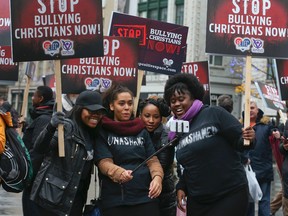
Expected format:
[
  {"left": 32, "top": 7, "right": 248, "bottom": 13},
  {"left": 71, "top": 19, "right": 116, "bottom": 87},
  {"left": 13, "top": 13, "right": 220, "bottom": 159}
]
[{"left": 93, "top": 165, "right": 97, "bottom": 199}]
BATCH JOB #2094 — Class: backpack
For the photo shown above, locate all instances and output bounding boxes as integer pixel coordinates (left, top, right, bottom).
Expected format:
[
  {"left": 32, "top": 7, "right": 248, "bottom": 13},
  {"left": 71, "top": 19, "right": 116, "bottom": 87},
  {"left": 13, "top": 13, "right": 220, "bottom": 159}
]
[{"left": 0, "top": 127, "right": 33, "bottom": 192}]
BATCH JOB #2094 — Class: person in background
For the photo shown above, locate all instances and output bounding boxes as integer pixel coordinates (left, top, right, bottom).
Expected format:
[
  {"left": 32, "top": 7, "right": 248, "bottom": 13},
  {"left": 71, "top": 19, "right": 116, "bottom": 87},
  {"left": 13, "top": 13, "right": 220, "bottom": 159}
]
[
  {"left": 244, "top": 101, "right": 280, "bottom": 216},
  {"left": 62, "top": 93, "right": 79, "bottom": 113},
  {"left": 95, "top": 84, "right": 164, "bottom": 216},
  {"left": 279, "top": 111, "right": 288, "bottom": 216},
  {"left": 22, "top": 86, "right": 54, "bottom": 216},
  {"left": 217, "top": 94, "right": 233, "bottom": 113},
  {"left": 270, "top": 112, "right": 286, "bottom": 216},
  {"left": 0, "top": 95, "right": 19, "bottom": 128},
  {"left": 30, "top": 90, "right": 106, "bottom": 216},
  {"left": 0, "top": 95, "right": 6, "bottom": 106},
  {"left": 0, "top": 102, "right": 14, "bottom": 154},
  {"left": 138, "top": 96, "right": 176, "bottom": 216},
  {"left": 163, "top": 73, "right": 255, "bottom": 216}
]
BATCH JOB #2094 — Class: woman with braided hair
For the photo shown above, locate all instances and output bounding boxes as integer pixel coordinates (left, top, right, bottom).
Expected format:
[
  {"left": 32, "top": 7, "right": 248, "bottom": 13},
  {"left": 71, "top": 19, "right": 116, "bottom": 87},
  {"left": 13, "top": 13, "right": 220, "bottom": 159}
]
[{"left": 138, "top": 96, "right": 176, "bottom": 216}]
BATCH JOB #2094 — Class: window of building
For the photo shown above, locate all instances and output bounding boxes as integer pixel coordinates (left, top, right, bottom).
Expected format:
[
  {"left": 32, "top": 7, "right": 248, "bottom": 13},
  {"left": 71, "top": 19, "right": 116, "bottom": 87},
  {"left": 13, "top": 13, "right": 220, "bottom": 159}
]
[
  {"left": 138, "top": 0, "right": 168, "bottom": 21},
  {"left": 160, "top": 7, "right": 167, "bottom": 21},
  {"left": 148, "top": 9, "right": 158, "bottom": 20},
  {"left": 209, "top": 55, "right": 223, "bottom": 66},
  {"left": 175, "top": 4, "right": 184, "bottom": 25}
]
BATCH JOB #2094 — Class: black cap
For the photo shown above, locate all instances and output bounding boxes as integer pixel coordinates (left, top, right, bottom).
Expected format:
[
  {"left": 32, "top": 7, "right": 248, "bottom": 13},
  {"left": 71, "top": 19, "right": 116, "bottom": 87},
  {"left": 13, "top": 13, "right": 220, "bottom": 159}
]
[{"left": 75, "top": 91, "right": 106, "bottom": 111}]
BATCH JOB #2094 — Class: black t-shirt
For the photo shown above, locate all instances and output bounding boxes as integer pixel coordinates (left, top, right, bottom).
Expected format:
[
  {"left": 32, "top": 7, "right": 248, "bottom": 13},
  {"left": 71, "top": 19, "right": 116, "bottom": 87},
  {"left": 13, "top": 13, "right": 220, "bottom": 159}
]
[
  {"left": 95, "top": 128, "right": 157, "bottom": 209},
  {"left": 176, "top": 106, "right": 248, "bottom": 203}
]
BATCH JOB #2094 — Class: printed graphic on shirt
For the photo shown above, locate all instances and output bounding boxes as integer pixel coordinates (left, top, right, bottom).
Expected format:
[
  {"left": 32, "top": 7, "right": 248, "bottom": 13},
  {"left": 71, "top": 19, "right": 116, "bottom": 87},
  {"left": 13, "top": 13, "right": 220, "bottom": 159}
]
[
  {"left": 177, "top": 126, "right": 218, "bottom": 150},
  {"left": 107, "top": 136, "right": 145, "bottom": 146}
]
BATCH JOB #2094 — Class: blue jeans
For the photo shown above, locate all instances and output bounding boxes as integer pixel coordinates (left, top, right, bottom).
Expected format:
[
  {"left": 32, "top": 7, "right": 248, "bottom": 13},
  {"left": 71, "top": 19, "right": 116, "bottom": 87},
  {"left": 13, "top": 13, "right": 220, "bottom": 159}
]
[{"left": 247, "top": 181, "right": 271, "bottom": 216}]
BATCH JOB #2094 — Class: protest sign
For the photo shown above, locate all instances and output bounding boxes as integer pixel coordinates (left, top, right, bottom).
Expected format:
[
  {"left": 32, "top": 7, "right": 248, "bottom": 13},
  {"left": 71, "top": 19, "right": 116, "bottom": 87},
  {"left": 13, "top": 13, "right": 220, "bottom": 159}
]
[
  {"left": 61, "top": 36, "right": 139, "bottom": 94},
  {"left": 10, "top": 0, "right": 104, "bottom": 62},
  {"left": 255, "top": 81, "right": 286, "bottom": 111},
  {"left": 275, "top": 59, "right": 288, "bottom": 101},
  {"left": 0, "top": 46, "right": 18, "bottom": 81},
  {"left": 205, "top": 0, "right": 288, "bottom": 144},
  {"left": 109, "top": 12, "right": 188, "bottom": 75},
  {"left": 0, "top": 0, "right": 11, "bottom": 46},
  {"left": 181, "top": 61, "right": 210, "bottom": 104},
  {"left": 206, "top": 0, "right": 288, "bottom": 58}
]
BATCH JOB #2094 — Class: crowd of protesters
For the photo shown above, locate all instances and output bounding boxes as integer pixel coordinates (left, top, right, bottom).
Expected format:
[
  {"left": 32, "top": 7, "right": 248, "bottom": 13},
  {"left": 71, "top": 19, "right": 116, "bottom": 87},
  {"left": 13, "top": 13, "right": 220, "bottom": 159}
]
[{"left": 1, "top": 74, "right": 288, "bottom": 216}]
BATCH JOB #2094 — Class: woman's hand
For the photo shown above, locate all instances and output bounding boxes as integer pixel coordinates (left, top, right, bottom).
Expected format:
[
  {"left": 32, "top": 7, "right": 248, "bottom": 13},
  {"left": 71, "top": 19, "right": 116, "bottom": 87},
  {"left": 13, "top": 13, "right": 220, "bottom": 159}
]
[
  {"left": 119, "top": 170, "right": 133, "bottom": 184},
  {"left": 177, "top": 189, "right": 187, "bottom": 212},
  {"left": 281, "top": 136, "right": 288, "bottom": 151},
  {"left": 272, "top": 130, "right": 281, "bottom": 139},
  {"left": 242, "top": 126, "right": 255, "bottom": 141},
  {"left": 148, "top": 175, "right": 162, "bottom": 199}
]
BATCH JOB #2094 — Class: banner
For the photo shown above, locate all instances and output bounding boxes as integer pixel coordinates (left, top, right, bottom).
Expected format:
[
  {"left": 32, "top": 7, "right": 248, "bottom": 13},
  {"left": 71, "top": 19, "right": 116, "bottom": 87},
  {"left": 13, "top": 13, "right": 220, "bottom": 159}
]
[
  {"left": 206, "top": 0, "right": 288, "bottom": 58},
  {"left": 0, "top": 0, "right": 11, "bottom": 46},
  {"left": 255, "top": 81, "right": 285, "bottom": 111},
  {"left": 275, "top": 59, "right": 288, "bottom": 101},
  {"left": 109, "top": 12, "right": 188, "bottom": 75},
  {"left": 0, "top": 46, "right": 19, "bottom": 81},
  {"left": 10, "top": 0, "right": 104, "bottom": 62},
  {"left": 60, "top": 37, "right": 139, "bottom": 94},
  {"left": 181, "top": 61, "right": 210, "bottom": 104}
]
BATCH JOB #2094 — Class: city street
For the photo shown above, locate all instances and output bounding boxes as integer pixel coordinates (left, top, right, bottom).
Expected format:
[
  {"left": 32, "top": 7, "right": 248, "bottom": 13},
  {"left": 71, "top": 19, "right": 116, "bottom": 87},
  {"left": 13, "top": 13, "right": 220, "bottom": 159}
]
[{"left": 0, "top": 165, "right": 284, "bottom": 216}]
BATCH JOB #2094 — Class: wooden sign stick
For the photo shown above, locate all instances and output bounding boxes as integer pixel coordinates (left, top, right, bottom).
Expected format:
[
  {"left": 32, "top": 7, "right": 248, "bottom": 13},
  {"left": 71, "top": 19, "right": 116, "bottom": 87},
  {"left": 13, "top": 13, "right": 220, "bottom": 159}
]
[
  {"left": 278, "top": 109, "right": 287, "bottom": 124},
  {"left": 55, "top": 60, "right": 65, "bottom": 157},
  {"left": 133, "top": 70, "right": 144, "bottom": 115},
  {"left": 18, "top": 68, "right": 31, "bottom": 136},
  {"left": 244, "top": 55, "right": 252, "bottom": 145}
]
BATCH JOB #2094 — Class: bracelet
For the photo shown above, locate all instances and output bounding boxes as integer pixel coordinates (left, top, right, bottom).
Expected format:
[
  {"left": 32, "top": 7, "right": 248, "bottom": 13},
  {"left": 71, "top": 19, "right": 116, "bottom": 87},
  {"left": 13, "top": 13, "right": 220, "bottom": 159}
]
[{"left": 152, "top": 175, "right": 163, "bottom": 180}]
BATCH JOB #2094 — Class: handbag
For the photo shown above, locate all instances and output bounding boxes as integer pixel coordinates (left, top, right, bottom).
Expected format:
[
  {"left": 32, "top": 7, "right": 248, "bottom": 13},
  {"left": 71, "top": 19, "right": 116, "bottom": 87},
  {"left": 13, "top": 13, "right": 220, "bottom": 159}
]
[
  {"left": 83, "top": 166, "right": 101, "bottom": 216},
  {"left": 83, "top": 199, "right": 101, "bottom": 216},
  {"left": 244, "top": 164, "right": 263, "bottom": 201}
]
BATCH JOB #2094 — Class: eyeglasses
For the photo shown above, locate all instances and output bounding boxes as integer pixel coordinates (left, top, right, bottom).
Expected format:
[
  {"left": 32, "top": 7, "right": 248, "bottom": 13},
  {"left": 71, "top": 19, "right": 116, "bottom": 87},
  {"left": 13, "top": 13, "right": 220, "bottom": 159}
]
[{"left": 86, "top": 109, "right": 105, "bottom": 116}]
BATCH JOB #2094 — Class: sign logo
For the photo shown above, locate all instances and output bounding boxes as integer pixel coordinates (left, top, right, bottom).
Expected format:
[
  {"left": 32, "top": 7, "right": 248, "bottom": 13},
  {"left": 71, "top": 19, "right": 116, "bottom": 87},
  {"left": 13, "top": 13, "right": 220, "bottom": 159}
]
[
  {"left": 100, "top": 78, "right": 112, "bottom": 92},
  {"left": 85, "top": 78, "right": 100, "bottom": 90},
  {"left": 42, "top": 40, "right": 60, "bottom": 56},
  {"left": 61, "top": 40, "right": 75, "bottom": 56},
  {"left": 234, "top": 37, "right": 251, "bottom": 52},
  {"left": 251, "top": 38, "right": 264, "bottom": 54},
  {"left": 163, "top": 58, "right": 173, "bottom": 67}
]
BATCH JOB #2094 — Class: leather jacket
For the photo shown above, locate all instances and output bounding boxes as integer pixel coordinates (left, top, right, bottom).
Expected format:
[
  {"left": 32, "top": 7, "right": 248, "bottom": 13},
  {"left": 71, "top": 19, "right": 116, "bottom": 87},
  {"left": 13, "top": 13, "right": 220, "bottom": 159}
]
[{"left": 30, "top": 119, "right": 93, "bottom": 216}]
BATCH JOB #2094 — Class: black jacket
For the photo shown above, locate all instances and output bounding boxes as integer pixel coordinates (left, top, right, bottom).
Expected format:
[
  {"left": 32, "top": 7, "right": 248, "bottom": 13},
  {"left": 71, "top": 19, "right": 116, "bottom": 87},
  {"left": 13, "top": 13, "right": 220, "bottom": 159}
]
[
  {"left": 30, "top": 119, "right": 94, "bottom": 216},
  {"left": 280, "top": 120, "right": 288, "bottom": 198},
  {"left": 243, "top": 109, "right": 274, "bottom": 182},
  {"left": 149, "top": 124, "right": 176, "bottom": 216},
  {"left": 23, "top": 100, "right": 54, "bottom": 150}
]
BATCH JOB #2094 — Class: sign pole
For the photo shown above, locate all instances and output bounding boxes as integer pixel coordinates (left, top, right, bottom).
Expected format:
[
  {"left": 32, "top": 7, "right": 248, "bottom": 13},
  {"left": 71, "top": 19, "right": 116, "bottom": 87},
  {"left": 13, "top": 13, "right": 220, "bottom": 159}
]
[
  {"left": 18, "top": 70, "right": 31, "bottom": 135},
  {"left": 55, "top": 60, "right": 65, "bottom": 157},
  {"left": 133, "top": 70, "right": 144, "bottom": 116},
  {"left": 18, "top": 62, "right": 36, "bottom": 135},
  {"left": 244, "top": 55, "right": 252, "bottom": 145}
]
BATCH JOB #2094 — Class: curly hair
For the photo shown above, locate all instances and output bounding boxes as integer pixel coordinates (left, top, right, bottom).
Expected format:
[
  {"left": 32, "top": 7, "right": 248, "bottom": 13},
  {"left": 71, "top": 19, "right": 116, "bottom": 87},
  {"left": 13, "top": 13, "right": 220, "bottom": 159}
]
[
  {"left": 164, "top": 73, "right": 205, "bottom": 104},
  {"left": 138, "top": 96, "right": 171, "bottom": 118}
]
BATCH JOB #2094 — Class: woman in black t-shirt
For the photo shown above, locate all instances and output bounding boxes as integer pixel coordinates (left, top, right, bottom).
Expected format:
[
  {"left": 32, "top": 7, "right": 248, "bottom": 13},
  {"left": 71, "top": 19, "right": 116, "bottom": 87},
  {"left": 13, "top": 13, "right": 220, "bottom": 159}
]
[{"left": 95, "top": 84, "right": 164, "bottom": 216}]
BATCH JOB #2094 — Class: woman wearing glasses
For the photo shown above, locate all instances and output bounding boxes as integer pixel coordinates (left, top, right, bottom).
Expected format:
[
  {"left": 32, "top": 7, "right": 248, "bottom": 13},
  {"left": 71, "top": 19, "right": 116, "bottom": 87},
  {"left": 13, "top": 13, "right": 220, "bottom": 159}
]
[{"left": 30, "top": 90, "right": 106, "bottom": 216}]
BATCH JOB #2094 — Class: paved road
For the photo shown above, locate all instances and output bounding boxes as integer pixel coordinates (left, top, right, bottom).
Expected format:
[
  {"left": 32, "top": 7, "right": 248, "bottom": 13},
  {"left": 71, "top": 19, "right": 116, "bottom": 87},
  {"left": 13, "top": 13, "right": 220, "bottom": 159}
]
[{"left": 0, "top": 165, "right": 283, "bottom": 216}]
